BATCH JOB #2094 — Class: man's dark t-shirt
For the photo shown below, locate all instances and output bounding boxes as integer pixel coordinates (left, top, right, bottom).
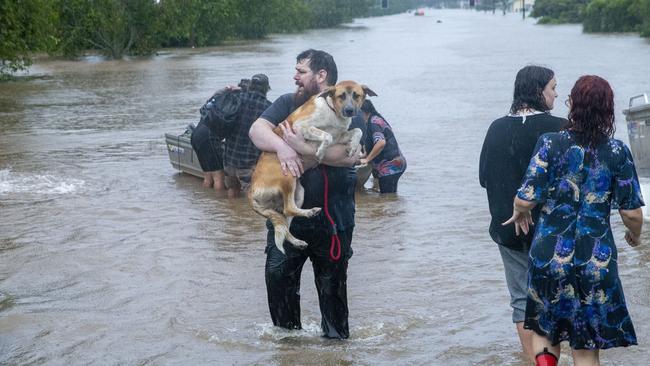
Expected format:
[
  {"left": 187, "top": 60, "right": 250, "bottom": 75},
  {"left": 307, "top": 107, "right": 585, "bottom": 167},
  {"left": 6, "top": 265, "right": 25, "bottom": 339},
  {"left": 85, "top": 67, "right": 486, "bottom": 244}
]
[
  {"left": 260, "top": 93, "right": 356, "bottom": 232},
  {"left": 479, "top": 113, "right": 566, "bottom": 251}
]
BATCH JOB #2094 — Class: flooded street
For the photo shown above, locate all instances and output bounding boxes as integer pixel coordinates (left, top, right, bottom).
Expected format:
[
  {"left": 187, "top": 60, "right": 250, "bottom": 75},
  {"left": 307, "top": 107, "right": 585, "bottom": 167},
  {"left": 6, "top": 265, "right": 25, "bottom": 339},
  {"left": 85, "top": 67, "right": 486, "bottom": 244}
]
[{"left": 2, "top": 9, "right": 650, "bottom": 365}]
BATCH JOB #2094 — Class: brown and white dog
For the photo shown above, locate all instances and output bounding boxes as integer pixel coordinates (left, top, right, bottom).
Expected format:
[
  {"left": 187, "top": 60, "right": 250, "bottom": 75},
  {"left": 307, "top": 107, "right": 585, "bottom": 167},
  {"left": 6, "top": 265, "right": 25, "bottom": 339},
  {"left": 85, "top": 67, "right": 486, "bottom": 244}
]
[{"left": 249, "top": 80, "right": 376, "bottom": 254}]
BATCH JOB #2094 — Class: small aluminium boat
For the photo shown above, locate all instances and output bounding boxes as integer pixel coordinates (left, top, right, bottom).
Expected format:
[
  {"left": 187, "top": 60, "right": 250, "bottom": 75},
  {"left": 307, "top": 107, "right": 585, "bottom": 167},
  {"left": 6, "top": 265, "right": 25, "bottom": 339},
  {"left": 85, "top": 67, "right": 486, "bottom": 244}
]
[{"left": 165, "top": 125, "right": 203, "bottom": 178}]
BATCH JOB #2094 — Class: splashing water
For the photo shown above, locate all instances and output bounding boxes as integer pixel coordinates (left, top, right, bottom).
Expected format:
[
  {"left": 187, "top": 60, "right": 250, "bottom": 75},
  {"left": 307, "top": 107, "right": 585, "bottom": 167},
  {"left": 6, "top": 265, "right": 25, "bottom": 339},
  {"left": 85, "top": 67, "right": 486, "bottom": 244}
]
[{"left": 0, "top": 168, "right": 85, "bottom": 195}]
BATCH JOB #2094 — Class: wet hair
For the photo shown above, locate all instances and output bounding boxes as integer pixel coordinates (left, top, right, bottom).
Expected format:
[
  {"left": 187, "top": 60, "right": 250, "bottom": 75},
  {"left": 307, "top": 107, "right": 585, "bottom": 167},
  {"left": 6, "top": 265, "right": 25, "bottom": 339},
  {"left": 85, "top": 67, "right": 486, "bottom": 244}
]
[
  {"left": 296, "top": 49, "right": 338, "bottom": 86},
  {"left": 509, "top": 65, "right": 555, "bottom": 114},
  {"left": 565, "top": 75, "right": 615, "bottom": 147},
  {"left": 361, "top": 100, "right": 386, "bottom": 121}
]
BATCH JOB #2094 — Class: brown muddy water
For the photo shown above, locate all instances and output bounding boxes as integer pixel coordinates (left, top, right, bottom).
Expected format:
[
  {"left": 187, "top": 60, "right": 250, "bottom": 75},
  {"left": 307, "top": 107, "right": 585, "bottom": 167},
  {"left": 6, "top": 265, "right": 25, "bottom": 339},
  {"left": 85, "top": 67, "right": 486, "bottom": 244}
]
[{"left": 1, "top": 9, "right": 650, "bottom": 366}]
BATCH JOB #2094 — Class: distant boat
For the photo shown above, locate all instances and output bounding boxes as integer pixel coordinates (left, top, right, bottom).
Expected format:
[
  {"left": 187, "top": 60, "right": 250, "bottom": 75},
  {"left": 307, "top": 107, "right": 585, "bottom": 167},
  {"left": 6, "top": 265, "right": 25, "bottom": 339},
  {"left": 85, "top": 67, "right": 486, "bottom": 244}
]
[{"left": 414, "top": 9, "right": 425, "bottom": 16}]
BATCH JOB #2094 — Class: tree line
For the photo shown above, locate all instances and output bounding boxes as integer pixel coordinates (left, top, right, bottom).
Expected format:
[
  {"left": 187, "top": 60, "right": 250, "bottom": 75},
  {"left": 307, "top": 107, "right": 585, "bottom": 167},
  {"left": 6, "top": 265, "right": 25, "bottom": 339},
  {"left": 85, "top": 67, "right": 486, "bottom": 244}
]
[
  {"left": 1, "top": 0, "right": 438, "bottom": 79},
  {"left": 531, "top": 0, "right": 650, "bottom": 36}
]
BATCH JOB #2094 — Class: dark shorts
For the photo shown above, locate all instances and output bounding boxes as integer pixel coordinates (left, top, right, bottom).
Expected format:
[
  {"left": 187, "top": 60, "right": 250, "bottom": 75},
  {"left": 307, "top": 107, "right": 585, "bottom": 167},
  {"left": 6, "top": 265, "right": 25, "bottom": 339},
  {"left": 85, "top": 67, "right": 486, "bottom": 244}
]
[
  {"left": 190, "top": 123, "right": 223, "bottom": 172},
  {"left": 378, "top": 171, "right": 403, "bottom": 193}
]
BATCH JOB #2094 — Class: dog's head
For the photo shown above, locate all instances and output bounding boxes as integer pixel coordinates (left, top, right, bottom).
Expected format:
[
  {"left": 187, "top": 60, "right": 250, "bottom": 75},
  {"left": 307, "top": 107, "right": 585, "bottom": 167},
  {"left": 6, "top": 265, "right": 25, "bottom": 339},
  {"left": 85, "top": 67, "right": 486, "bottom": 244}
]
[{"left": 319, "top": 80, "right": 377, "bottom": 118}]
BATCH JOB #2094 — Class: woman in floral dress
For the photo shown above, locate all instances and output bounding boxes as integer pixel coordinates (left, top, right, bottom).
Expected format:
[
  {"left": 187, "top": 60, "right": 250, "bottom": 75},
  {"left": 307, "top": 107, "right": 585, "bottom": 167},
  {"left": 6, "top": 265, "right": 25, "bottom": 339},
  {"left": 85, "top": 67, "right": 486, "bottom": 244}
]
[{"left": 504, "top": 75, "right": 643, "bottom": 366}]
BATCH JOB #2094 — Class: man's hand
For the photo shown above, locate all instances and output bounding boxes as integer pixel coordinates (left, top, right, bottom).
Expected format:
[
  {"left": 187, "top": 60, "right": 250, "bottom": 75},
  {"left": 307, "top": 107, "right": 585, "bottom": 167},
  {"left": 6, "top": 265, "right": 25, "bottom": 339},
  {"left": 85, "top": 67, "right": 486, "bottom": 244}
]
[
  {"left": 276, "top": 144, "right": 304, "bottom": 177},
  {"left": 279, "top": 122, "right": 313, "bottom": 155}
]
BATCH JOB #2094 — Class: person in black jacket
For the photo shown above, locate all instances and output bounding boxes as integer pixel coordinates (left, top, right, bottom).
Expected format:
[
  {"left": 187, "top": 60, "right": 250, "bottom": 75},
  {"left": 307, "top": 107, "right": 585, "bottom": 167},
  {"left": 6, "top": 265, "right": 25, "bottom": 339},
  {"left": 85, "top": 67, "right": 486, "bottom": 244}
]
[{"left": 479, "top": 65, "right": 566, "bottom": 362}]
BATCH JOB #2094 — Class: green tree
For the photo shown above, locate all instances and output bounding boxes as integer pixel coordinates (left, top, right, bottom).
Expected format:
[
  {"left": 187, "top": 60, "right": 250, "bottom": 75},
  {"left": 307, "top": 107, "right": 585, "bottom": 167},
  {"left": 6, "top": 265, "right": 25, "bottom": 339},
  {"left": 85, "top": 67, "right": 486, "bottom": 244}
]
[
  {"left": 53, "top": 0, "right": 159, "bottom": 59},
  {"left": 265, "top": 0, "right": 310, "bottom": 33},
  {"left": 583, "top": 0, "right": 642, "bottom": 33},
  {"left": 0, "top": 0, "right": 57, "bottom": 77},
  {"left": 634, "top": 0, "right": 650, "bottom": 36},
  {"left": 530, "top": 0, "right": 590, "bottom": 24},
  {"left": 158, "top": 0, "right": 242, "bottom": 48}
]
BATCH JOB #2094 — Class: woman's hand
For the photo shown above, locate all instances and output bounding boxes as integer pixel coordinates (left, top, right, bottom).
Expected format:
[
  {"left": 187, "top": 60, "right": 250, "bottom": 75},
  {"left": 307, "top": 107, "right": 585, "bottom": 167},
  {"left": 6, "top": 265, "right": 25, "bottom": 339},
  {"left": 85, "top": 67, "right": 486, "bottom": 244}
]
[
  {"left": 625, "top": 231, "right": 641, "bottom": 247},
  {"left": 502, "top": 207, "right": 534, "bottom": 236}
]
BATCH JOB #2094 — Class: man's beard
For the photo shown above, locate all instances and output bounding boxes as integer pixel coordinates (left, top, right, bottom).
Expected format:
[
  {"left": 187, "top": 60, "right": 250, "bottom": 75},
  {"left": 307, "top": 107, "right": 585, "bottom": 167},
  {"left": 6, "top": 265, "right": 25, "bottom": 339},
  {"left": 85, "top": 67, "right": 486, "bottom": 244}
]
[{"left": 293, "top": 81, "right": 320, "bottom": 107}]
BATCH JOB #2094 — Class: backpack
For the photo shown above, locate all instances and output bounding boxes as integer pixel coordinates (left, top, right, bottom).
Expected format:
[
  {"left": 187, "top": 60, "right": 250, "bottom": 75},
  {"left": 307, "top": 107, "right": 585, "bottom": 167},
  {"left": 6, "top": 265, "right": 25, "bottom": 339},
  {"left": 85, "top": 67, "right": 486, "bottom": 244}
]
[{"left": 199, "top": 89, "right": 242, "bottom": 138}]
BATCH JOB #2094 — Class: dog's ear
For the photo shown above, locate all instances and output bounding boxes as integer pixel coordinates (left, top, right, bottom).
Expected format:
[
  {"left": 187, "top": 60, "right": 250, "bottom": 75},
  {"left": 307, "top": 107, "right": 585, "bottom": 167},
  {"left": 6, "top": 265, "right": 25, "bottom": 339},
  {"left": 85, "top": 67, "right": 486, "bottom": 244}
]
[
  {"left": 362, "top": 85, "right": 377, "bottom": 97},
  {"left": 318, "top": 86, "right": 335, "bottom": 99}
]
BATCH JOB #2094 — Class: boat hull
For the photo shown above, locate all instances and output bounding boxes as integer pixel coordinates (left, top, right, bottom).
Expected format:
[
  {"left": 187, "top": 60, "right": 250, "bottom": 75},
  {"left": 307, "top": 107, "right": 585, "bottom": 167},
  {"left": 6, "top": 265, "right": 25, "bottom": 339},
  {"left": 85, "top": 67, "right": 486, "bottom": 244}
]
[{"left": 165, "top": 131, "right": 204, "bottom": 178}]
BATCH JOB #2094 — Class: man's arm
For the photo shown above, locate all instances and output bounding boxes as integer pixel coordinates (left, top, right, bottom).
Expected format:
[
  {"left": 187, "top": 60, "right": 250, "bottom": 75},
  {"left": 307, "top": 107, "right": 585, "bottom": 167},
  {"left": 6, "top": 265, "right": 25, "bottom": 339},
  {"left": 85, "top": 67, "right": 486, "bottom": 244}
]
[
  {"left": 278, "top": 123, "right": 359, "bottom": 168},
  {"left": 249, "top": 117, "right": 305, "bottom": 176}
]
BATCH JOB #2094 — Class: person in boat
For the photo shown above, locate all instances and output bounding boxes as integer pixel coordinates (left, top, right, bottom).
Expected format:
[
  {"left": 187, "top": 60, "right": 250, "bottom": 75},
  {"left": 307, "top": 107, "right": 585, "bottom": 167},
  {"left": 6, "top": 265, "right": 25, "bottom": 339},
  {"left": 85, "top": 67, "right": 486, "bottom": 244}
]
[
  {"left": 223, "top": 74, "right": 272, "bottom": 198},
  {"left": 479, "top": 65, "right": 566, "bottom": 362},
  {"left": 504, "top": 75, "right": 643, "bottom": 366},
  {"left": 248, "top": 49, "right": 360, "bottom": 339},
  {"left": 358, "top": 99, "right": 406, "bottom": 193}
]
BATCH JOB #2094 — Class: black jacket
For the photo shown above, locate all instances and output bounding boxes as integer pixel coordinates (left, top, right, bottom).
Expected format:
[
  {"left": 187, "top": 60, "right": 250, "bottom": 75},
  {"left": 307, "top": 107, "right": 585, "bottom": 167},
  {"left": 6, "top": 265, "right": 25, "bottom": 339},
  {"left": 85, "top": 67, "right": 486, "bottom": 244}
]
[{"left": 479, "top": 113, "right": 566, "bottom": 251}]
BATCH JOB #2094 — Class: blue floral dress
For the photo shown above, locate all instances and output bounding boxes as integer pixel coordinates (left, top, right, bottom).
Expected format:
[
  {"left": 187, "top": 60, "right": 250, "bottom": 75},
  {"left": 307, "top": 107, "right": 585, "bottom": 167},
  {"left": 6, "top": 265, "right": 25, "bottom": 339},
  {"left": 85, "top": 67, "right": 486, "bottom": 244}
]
[{"left": 517, "top": 131, "right": 643, "bottom": 349}]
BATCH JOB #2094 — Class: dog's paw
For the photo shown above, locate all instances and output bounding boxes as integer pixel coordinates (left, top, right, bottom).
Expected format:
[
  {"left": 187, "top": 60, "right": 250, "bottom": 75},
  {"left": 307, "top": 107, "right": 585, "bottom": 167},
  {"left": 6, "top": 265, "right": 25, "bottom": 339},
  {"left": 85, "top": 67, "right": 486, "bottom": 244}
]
[
  {"left": 315, "top": 150, "right": 326, "bottom": 163},
  {"left": 306, "top": 207, "right": 322, "bottom": 218},
  {"left": 348, "top": 143, "right": 361, "bottom": 157},
  {"left": 289, "top": 238, "right": 309, "bottom": 249}
]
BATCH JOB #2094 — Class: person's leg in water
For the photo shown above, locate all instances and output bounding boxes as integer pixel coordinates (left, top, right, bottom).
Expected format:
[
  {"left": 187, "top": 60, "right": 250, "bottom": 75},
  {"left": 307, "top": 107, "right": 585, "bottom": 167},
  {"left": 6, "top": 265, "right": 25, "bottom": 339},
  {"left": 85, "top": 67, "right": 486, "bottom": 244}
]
[
  {"left": 201, "top": 172, "right": 215, "bottom": 188},
  {"left": 206, "top": 130, "right": 225, "bottom": 192},
  {"left": 571, "top": 348, "right": 599, "bottom": 366},
  {"left": 371, "top": 170, "right": 379, "bottom": 191},
  {"left": 190, "top": 123, "right": 220, "bottom": 189},
  {"left": 498, "top": 245, "right": 535, "bottom": 361},
  {"left": 226, "top": 177, "right": 240, "bottom": 198},
  {"left": 224, "top": 168, "right": 240, "bottom": 198},
  {"left": 265, "top": 226, "right": 308, "bottom": 330},
  {"left": 378, "top": 172, "right": 403, "bottom": 193},
  {"left": 516, "top": 322, "right": 535, "bottom": 361},
  {"left": 210, "top": 170, "right": 225, "bottom": 191},
  {"left": 310, "top": 229, "right": 353, "bottom": 339}
]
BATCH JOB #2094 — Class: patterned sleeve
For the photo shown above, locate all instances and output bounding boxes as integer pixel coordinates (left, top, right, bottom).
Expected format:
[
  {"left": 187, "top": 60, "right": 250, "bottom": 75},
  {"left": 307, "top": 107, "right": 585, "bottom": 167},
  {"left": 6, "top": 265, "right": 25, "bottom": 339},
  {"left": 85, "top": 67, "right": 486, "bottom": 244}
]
[
  {"left": 612, "top": 142, "right": 645, "bottom": 210},
  {"left": 369, "top": 116, "right": 387, "bottom": 144},
  {"left": 517, "top": 134, "right": 553, "bottom": 202}
]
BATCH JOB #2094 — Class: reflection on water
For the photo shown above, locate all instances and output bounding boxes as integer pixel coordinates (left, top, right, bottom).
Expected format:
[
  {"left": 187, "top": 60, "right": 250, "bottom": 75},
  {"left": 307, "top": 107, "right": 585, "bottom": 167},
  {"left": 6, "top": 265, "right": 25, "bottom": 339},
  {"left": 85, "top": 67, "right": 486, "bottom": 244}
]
[{"left": 1, "top": 9, "right": 650, "bottom": 365}]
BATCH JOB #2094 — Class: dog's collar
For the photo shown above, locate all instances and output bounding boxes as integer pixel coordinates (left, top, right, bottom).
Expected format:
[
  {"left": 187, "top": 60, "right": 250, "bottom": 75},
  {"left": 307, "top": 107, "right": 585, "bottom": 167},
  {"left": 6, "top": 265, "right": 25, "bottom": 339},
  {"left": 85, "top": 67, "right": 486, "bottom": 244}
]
[{"left": 323, "top": 95, "right": 338, "bottom": 115}]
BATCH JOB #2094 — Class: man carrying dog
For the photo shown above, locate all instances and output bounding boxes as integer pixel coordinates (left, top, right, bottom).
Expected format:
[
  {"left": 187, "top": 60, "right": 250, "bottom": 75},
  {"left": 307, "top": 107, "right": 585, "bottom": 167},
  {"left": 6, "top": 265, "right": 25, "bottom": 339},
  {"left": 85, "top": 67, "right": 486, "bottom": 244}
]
[{"left": 249, "top": 49, "right": 360, "bottom": 339}]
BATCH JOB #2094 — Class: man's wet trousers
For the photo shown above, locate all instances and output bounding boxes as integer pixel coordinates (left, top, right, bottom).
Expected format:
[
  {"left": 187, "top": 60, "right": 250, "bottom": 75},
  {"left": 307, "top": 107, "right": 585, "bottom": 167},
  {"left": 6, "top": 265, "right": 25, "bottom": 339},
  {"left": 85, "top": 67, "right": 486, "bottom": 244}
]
[{"left": 265, "top": 226, "right": 353, "bottom": 339}]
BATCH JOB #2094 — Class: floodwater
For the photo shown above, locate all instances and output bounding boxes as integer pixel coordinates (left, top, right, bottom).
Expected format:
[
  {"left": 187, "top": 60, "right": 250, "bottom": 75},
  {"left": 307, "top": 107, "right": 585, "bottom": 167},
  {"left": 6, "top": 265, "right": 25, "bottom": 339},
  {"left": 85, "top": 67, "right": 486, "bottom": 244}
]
[{"left": 1, "top": 9, "right": 650, "bottom": 366}]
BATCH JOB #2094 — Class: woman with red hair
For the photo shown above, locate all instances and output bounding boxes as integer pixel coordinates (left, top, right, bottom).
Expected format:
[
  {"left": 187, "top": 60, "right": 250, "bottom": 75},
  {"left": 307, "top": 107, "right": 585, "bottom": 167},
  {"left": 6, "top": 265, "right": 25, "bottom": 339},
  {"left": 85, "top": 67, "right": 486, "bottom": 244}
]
[{"left": 504, "top": 75, "right": 643, "bottom": 366}]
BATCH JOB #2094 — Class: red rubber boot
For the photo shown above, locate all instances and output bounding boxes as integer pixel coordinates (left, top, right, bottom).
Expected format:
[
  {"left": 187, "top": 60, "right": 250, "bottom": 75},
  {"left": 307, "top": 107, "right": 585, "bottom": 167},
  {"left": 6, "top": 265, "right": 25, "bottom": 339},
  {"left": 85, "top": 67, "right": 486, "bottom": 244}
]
[{"left": 535, "top": 347, "right": 558, "bottom": 366}]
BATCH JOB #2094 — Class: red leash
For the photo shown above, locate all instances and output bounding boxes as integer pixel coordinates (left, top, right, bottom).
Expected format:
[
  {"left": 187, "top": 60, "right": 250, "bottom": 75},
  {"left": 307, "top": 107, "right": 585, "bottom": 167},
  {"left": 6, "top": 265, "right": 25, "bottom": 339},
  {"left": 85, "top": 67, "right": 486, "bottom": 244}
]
[{"left": 320, "top": 166, "right": 341, "bottom": 261}]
